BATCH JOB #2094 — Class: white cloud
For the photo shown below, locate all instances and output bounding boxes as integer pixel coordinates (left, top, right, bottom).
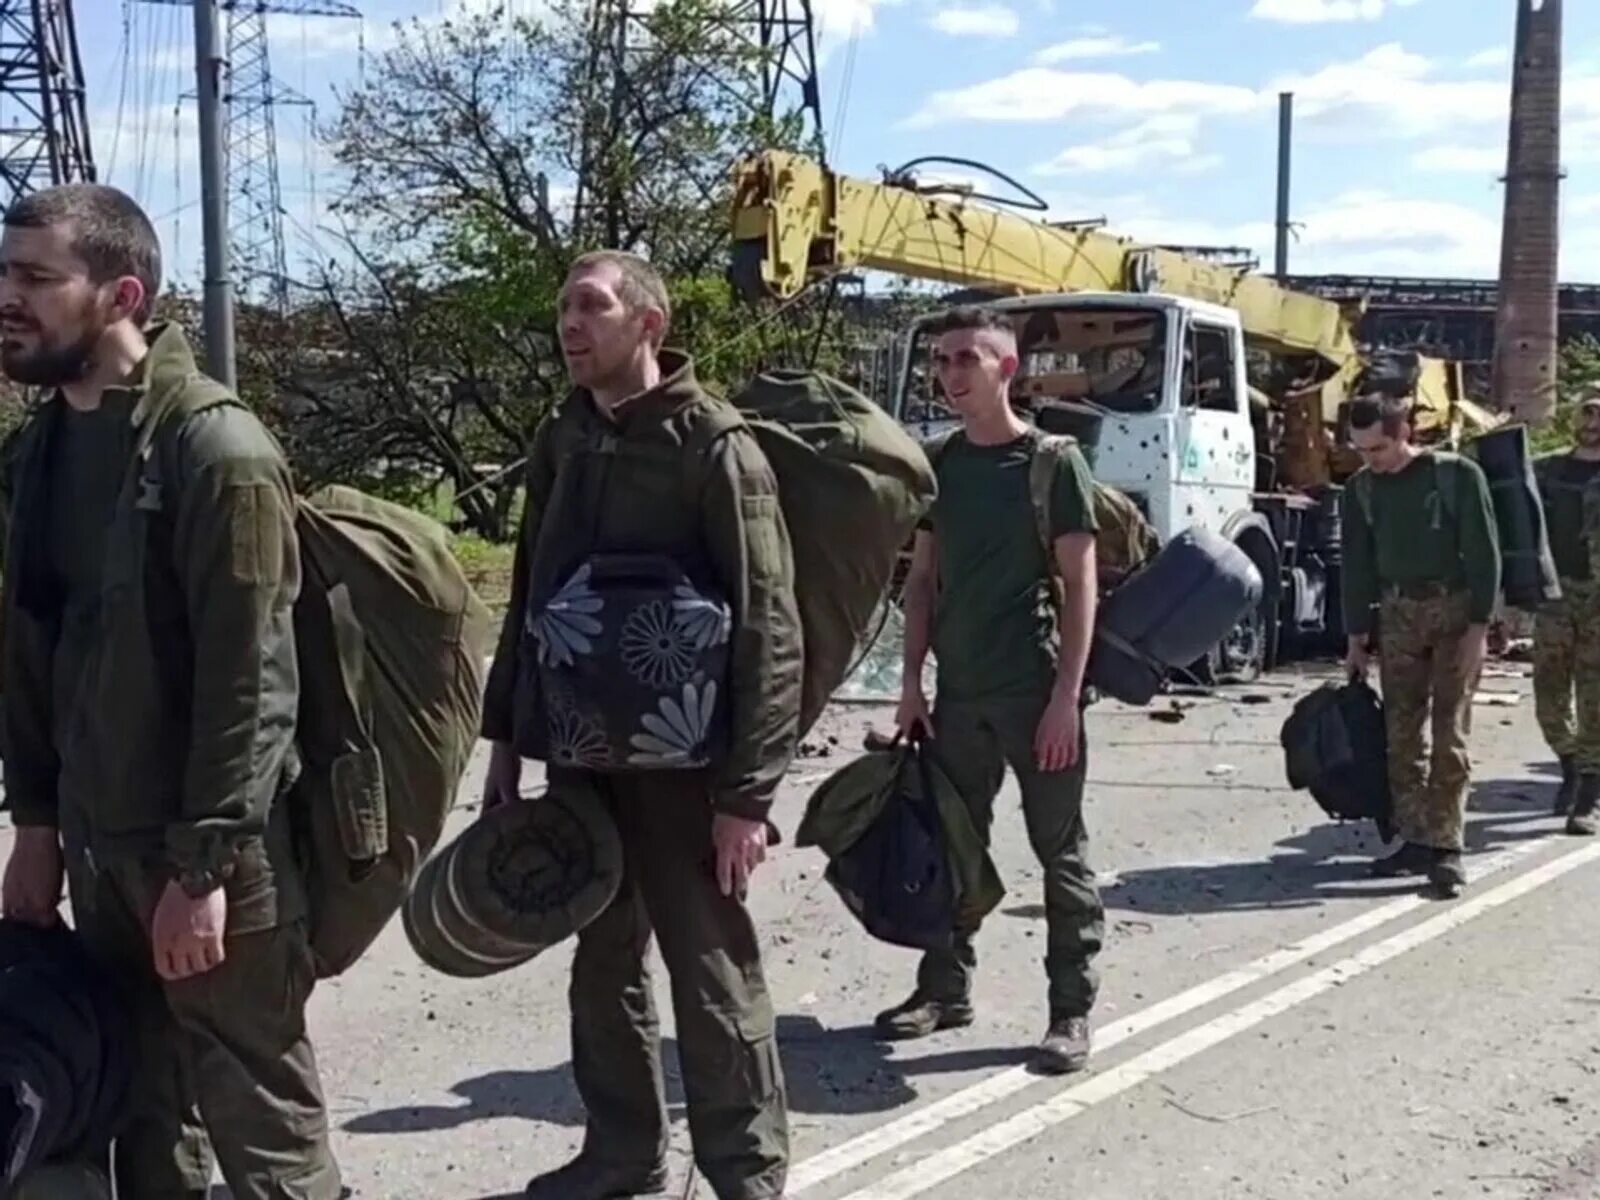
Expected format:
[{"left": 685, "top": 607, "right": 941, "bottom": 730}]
[
  {"left": 810, "top": 0, "right": 885, "bottom": 58},
  {"left": 1033, "top": 35, "right": 1159, "bottom": 65},
  {"left": 1412, "top": 145, "right": 1503, "bottom": 173},
  {"left": 1249, "top": 0, "right": 1421, "bottom": 23},
  {"left": 929, "top": 4, "right": 1019, "bottom": 38},
  {"left": 905, "top": 68, "right": 1259, "bottom": 127},
  {"left": 1111, "top": 189, "right": 1498, "bottom": 277},
  {"left": 1035, "top": 114, "right": 1220, "bottom": 175},
  {"left": 1463, "top": 46, "right": 1509, "bottom": 71},
  {"left": 1571, "top": 194, "right": 1600, "bottom": 219},
  {"left": 1274, "top": 42, "right": 1506, "bottom": 137}
]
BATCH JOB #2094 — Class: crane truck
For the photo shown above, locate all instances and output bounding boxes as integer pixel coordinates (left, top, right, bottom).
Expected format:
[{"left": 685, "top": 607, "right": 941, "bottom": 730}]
[{"left": 728, "top": 151, "right": 1504, "bottom": 681}]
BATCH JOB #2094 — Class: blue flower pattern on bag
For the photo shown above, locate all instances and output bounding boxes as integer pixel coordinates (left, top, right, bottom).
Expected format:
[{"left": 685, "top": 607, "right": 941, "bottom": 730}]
[
  {"left": 628, "top": 680, "right": 720, "bottom": 767},
  {"left": 620, "top": 601, "right": 698, "bottom": 689},
  {"left": 530, "top": 564, "right": 603, "bottom": 667},
  {"left": 672, "top": 583, "right": 732, "bottom": 651},
  {"left": 535, "top": 558, "right": 731, "bottom": 772}
]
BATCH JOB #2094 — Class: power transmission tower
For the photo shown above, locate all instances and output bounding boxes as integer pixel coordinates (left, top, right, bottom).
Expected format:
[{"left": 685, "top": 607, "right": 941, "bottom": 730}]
[
  {"left": 144, "top": 0, "right": 359, "bottom": 314},
  {"left": 0, "top": 0, "right": 96, "bottom": 207}
]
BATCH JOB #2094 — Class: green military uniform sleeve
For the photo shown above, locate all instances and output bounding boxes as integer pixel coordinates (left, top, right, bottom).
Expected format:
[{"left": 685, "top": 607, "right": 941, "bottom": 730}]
[
  {"left": 700, "top": 429, "right": 804, "bottom": 821},
  {"left": 1341, "top": 471, "right": 1378, "bottom": 637},
  {"left": 482, "top": 418, "right": 558, "bottom": 744},
  {"left": 1048, "top": 442, "right": 1099, "bottom": 539},
  {"left": 165, "top": 406, "right": 302, "bottom": 877},
  {"left": 1455, "top": 455, "right": 1502, "bottom": 623}
]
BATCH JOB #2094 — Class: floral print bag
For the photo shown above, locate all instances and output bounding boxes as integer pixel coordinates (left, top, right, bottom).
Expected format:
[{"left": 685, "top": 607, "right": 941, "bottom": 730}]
[{"left": 525, "top": 552, "right": 733, "bottom": 772}]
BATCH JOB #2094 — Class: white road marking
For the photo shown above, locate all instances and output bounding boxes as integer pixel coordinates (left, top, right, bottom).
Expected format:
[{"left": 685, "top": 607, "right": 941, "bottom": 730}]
[
  {"left": 835, "top": 838, "right": 1600, "bottom": 1200},
  {"left": 788, "top": 834, "right": 1551, "bottom": 1194}
]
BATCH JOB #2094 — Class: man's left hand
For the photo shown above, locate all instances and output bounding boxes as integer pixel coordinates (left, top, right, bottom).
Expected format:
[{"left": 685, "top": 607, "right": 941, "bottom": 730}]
[
  {"left": 151, "top": 880, "right": 228, "bottom": 982},
  {"left": 712, "top": 813, "right": 769, "bottom": 899},
  {"left": 1034, "top": 691, "right": 1081, "bottom": 773}
]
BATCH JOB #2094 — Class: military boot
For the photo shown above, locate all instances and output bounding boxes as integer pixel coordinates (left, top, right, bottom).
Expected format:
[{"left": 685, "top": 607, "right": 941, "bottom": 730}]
[
  {"left": 524, "top": 1155, "right": 669, "bottom": 1199},
  {"left": 1428, "top": 849, "right": 1466, "bottom": 899},
  {"left": 1370, "top": 841, "right": 1431, "bottom": 878},
  {"left": 1555, "top": 754, "right": 1579, "bottom": 816},
  {"left": 873, "top": 992, "right": 975, "bottom": 1041},
  {"left": 1566, "top": 774, "right": 1600, "bottom": 837},
  {"left": 1033, "top": 1015, "right": 1091, "bottom": 1075}
]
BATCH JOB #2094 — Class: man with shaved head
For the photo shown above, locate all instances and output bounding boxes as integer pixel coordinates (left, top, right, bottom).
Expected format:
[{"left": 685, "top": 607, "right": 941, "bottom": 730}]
[{"left": 878, "top": 304, "right": 1105, "bottom": 1074}]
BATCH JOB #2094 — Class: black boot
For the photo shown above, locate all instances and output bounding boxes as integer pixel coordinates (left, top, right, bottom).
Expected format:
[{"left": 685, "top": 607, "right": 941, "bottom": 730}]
[
  {"left": 1370, "top": 841, "right": 1431, "bottom": 878},
  {"left": 1428, "top": 849, "right": 1466, "bottom": 899},
  {"left": 1555, "top": 755, "right": 1579, "bottom": 816},
  {"left": 1567, "top": 774, "right": 1599, "bottom": 837},
  {"left": 524, "top": 1155, "right": 669, "bottom": 1199}
]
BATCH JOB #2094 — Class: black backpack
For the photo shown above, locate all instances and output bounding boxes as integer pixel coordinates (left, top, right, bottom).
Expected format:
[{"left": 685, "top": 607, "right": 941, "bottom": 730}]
[
  {"left": 1281, "top": 680, "right": 1393, "bottom": 839},
  {"left": 824, "top": 736, "right": 958, "bottom": 952},
  {"left": 0, "top": 921, "right": 133, "bottom": 1189}
]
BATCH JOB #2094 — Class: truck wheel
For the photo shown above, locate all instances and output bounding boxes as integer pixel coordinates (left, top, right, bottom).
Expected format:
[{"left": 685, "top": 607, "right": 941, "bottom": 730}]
[
  {"left": 1206, "top": 597, "right": 1267, "bottom": 684},
  {"left": 1198, "top": 528, "right": 1278, "bottom": 685}
]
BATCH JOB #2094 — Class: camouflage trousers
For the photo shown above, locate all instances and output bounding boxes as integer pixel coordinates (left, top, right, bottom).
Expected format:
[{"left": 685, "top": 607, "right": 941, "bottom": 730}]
[
  {"left": 1533, "top": 578, "right": 1600, "bottom": 773},
  {"left": 1378, "top": 589, "right": 1480, "bottom": 853}
]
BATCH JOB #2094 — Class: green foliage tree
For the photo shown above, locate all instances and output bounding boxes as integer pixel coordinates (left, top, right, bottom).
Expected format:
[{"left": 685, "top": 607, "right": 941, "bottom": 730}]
[{"left": 246, "top": 0, "right": 836, "bottom": 540}]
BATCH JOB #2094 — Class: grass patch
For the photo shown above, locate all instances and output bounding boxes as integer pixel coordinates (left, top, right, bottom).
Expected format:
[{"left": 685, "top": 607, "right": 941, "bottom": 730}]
[{"left": 451, "top": 534, "right": 517, "bottom": 620}]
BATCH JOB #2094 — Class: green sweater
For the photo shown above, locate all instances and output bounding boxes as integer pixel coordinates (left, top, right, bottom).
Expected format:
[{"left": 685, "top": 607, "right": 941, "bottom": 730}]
[
  {"left": 1533, "top": 452, "right": 1600, "bottom": 582},
  {"left": 1340, "top": 450, "right": 1501, "bottom": 637}
]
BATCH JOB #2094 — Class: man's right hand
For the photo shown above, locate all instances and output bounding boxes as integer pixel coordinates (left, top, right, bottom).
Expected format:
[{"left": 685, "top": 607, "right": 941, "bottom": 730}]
[
  {"left": 1, "top": 826, "right": 64, "bottom": 927},
  {"left": 1346, "top": 635, "right": 1371, "bottom": 682},
  {"left": 484, "top": 741, "right": 523, "bottom": 812},
  {"left": 896, "top": 685, "right": 933, "bottom": 740}
]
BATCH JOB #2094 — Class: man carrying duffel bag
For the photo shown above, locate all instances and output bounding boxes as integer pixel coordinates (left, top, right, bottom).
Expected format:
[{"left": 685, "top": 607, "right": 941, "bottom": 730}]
[{"left": 883, "top": 305, "right": 1105, "bottom": 1075}]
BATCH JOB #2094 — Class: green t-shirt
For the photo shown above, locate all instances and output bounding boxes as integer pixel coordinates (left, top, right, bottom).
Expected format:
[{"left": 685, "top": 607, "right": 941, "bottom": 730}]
[
  {"left": 926, "top": 431, "right": 1098, "bottom": 701},
  {"left": 1535, "top": 453, "right": 1600, "bottom": 582},
  {"left": 1339, "top": 450, "right": 1501, "bottom": 636},
  {"left": 48, "top": 401, "right": 131, "bottom": 751}
]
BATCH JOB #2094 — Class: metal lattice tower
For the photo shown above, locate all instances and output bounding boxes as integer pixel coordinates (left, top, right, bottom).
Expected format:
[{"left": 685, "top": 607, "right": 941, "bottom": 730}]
[
  {"left": 145, "top": 0, "right": 359, "bottom": 313},
  {"left": 614, "top": 0, "right": 825, "bottom": 152},
  {"left": 0, "top": 0, "right": 95, "bottom": 207}
]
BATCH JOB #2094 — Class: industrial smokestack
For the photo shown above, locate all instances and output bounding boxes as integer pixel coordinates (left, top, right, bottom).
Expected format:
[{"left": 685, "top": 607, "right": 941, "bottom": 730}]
[
  {"left": 1491, "top": 0, "right": 1563, "bottom": 426},
  {"left": 1276, "top": 92, "right": 1293, "bottom": 282}
]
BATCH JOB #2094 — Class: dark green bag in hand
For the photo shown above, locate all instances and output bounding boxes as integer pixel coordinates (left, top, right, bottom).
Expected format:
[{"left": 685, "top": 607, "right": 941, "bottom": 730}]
[{"left": 797, "top": 735, "right": 1004, "bottom": 944}]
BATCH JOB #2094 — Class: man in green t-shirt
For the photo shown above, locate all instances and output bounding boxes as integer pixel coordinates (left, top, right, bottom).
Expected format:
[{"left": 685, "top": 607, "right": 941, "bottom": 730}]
[
  {"left": 1342, "top": 394, "right": 1501, "bottom": 899},
  {"left": 1532, "top": 392, "right": 1600, "bottom": 835},
  {"left": 877, "top": 306, "right": 1103, "bottom": 1075}
]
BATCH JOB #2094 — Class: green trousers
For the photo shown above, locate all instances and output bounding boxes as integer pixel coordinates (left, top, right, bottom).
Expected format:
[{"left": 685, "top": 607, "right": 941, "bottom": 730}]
[
  {"left": 916, "top": 693, "right": 1104, "bottom": 1019},
  {"left": 62, "top": 828, "right": 340, "bottom": 1200},
  {"left": 560, "top": 769, "right": 788, "bottom": 1200}
]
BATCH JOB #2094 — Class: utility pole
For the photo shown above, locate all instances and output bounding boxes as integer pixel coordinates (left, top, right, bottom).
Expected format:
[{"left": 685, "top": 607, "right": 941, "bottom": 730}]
[
  {"left": 1274, "top": 91, "right": 1293, "bottom": 283},
  {"left": 193, "top": 0, "right": 236, "bottom": 389}
]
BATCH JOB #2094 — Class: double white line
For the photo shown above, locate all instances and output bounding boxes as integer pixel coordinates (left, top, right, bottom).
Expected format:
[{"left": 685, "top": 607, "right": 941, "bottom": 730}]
[{"left": 789, "top": 836, "right": 1600, "bottom": 1199}]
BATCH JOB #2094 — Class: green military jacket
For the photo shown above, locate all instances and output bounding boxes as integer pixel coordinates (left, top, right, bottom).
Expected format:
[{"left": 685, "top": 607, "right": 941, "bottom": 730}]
[
  {"left": 482, "top": 352, "right": 803, "bottom": 822},
  {"left": 0, "top": 324, "right": 301, "bottom": 885}
]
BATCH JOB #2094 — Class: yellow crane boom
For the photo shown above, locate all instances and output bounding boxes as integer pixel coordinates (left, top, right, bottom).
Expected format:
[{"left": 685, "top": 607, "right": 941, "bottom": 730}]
[{"left": 729, "top": 151, "right": 1497, "bottom": 436}]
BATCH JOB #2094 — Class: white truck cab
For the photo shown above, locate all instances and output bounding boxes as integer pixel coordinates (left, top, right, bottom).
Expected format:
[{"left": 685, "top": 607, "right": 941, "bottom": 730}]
[{"left": 894, "top": 292, "right": 1291, "bottom": 679}]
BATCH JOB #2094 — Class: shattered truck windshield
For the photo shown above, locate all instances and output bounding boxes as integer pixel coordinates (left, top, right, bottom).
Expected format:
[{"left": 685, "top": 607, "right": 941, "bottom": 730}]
[{"left": 900, "top": 306, "right": 1168, "bottom": 423}]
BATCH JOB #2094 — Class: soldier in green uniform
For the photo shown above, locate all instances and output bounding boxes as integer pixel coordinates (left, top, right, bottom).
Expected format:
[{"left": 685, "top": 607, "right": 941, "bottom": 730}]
[
  {"left": 481, "top": 251, "right": 803, "bottom": 1200},
  {"left": 1532, "top": 392, "right": 1600, "bottom": 835},
  {"left": 1342, "top": 394, "right": 1501, "bottom": 899},
  {"left": 877, "top": 306, "right": 1104, "bottom": 1074},
  {"left": 0, "top": 188, "right": 342, "bottom": 1197}
]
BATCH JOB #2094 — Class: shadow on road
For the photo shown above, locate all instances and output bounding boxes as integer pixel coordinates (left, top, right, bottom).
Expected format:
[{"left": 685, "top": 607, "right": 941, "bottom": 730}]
[
  {"left": 1051, "top": 772, "right": 1566, "bottom": 918},
  {"left": 347, "top": 1015, "right": 929, "bottom": 1139}
]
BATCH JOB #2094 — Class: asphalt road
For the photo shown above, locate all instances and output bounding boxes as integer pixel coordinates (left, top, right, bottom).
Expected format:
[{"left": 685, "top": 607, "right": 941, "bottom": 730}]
[{"left": 6, "top": 659, "right": 1598, "bottom": 1200}]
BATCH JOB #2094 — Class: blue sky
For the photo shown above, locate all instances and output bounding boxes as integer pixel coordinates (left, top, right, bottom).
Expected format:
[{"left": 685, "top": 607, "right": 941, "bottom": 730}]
[{"left": 75, "top": 0, "right": 1600, "bottom": 291}]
